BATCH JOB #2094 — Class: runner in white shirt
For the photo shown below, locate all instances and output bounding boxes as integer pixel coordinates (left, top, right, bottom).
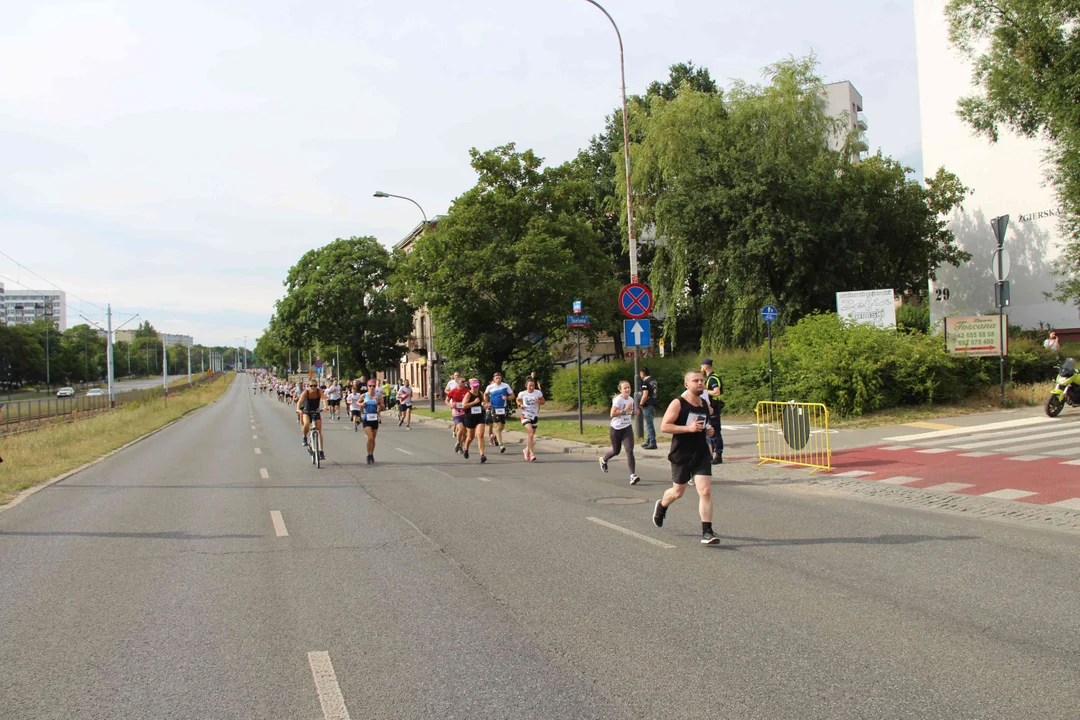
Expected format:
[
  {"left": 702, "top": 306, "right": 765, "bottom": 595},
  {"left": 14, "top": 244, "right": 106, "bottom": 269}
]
[
  {"left": 346, "top": 381, "right": 364, "bottom": 432},
  {"left": 516, "top": 377, "right": 545, "bottom": 462},
  {"left": 599, "top": 380, "right": 640, "bottom": 485},
  {"left": 327, "top": 381, "right": 343, "bottom": 421},
  {"left": 396, "top": 379, "right": 414, "bottom": 429}
]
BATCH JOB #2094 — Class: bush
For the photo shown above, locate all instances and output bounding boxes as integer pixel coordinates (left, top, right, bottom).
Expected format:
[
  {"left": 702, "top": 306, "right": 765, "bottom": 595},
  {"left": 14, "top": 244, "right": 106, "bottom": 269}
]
[
  {"left": 1000, "top": 335, "right": 1057, "bottom": 383},
  {"left": 896, "top": 304, "right": 930, "bottom": 333}
]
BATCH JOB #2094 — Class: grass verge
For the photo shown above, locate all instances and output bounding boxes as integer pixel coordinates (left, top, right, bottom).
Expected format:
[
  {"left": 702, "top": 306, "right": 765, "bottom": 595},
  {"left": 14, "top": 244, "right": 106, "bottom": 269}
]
[{"left": 0, "top": 372, "right": 235, "bottom": 505}]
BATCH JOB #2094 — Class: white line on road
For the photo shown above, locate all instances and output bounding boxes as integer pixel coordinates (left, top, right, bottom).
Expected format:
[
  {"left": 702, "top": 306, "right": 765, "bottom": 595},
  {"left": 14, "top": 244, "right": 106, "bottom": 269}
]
[
  {"left": 878, "top": 445, "right": 912, "bottom": 451},
  {"left": 1051, "top": 498, "right": 1080, "bottom": 510},
  {"left": 883, "top": 416, "right": 1058, "bottom": 442},
  {"left": 925, "top": 482, "right": 974, "bottom": 493},
  {"left": 952, "top": 426, "right": 1080, "bottom": 450},
  {"left": 307, "top": 651, "right": 352, "bottom": 720},
  {"left": 259, "top": 468, "right": 269, "bottom": 479},
  {"left": 981, "top": 489, "right": 1038, "bottom": 500},
  {"left": 833, "top": 470, "right": 874, "bottom": 478},
  {"left": 395, "top": 447, "right": 413, "bottom": 455},
  {"left": 251, "top": 425, "right": 256, "bottom": 430},
  {"left": 878, "top": 476, "right": 921, "bottom": 485},
  {"left": 254, "top": 448, "right": 262, "bottom": 455},
  {"left": 252, "top": 435, "right": 258, "bottom": 439},
  {"left": 1005, "top": 455, "right": 1047, "bottom": 462},
  {"left": 270, "top": 510, "right": 288, "bottom": 537},
  {"left": 478, "top": 477, "right": 492, "bottom": 482},
  {"left": 427, "top": 466, "right": 453, "bottom": 479},
  {"left": 915, "top": 448, "right": 952, "bottom": 454},
  {"left": 957, "top": 451, "right": 996, "bottom": 458},
  {"left": 586, "top": 517, "right": 676, "bottom": 549}
]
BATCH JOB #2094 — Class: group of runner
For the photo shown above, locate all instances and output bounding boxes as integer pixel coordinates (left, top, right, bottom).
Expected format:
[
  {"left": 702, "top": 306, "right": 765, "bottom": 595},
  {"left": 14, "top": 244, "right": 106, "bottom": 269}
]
[{"left": 443, "top": 371, "right": 544, "bottom": 464}]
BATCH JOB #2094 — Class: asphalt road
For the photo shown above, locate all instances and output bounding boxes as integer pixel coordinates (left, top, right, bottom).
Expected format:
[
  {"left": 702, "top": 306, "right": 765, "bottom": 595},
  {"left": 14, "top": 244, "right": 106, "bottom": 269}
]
[{"left": 1, "top": 380, "right": 1078, "bottom": 719}]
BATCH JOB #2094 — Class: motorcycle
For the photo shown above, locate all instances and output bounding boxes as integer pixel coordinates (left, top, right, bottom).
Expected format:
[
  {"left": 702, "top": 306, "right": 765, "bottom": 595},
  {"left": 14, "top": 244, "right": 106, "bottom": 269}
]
[{"left": 1045, "top": 358, "right": 1080, "bottom": 417}]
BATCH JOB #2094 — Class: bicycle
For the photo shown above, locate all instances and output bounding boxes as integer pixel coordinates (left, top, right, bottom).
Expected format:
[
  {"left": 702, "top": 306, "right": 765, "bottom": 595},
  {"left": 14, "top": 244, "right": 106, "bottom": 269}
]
[{"left": 306, "top": 418, "right": 323, "bottom": 468}]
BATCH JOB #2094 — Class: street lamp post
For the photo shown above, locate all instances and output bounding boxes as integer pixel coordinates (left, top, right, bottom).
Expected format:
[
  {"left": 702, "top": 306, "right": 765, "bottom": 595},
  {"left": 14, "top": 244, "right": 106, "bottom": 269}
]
[{"left": 374, "top": 190, "right": 437, "bottom": 412}]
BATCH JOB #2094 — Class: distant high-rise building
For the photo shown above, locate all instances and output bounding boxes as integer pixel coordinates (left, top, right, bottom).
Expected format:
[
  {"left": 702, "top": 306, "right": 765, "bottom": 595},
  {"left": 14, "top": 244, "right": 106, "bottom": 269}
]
[
  {"left": 822, "top": 81, "right": 868, "bottom": 160},
  {"left": 3, "top": 288, "right": 66, "bottom": 330}
]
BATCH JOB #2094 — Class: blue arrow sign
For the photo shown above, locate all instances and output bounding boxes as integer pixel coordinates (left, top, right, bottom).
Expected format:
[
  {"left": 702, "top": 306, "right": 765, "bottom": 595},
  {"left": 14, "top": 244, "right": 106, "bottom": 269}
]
[
  {"left": 624, "top": 319, "right": 651, "bottom": 347},
  {"left": 761, "top": 305, "right": 779, "bottom": 323}
]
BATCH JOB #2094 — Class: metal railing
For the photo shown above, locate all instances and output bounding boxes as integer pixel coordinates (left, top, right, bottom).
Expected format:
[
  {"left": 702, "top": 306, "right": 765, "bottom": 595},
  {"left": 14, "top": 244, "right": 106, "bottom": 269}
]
[{"left": 755, "top": 401, "right": 831, "bottom": 473}]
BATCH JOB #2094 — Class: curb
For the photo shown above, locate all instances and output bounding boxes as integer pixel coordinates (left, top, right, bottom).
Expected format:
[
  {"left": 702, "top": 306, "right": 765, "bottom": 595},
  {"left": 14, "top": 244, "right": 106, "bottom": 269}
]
[{"left": 0, "top": 380, "right": 231, "bottom": 514}]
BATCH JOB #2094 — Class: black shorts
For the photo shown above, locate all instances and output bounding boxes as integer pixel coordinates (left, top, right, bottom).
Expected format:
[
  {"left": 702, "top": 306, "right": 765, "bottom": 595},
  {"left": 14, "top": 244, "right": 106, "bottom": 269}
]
[
  {"left": 521, "top": 416, "right": 538, "bottom": 428},
  {"left": 670, "top": 455, "right": 712, "bottom": 485},
  {"left": 328, "top": 398, "right": 341, "bottom": 407},
  {"left": 351, "top": 409, "right": 362, "bottom": 419},
  {"left": 362, "top": 420, "right": 380, "bottom": 430},
  {"left": 303, "top": 410, "right": 322, "bottom": 422},
  {"left": 464, "top": 411, "right": 486, "bottom": 429},
  {"left": 399, "top": 401, "right": 412, "bottom": 410},
  {"left": 486, "top": 408, "right": 509, "bottom": 425}
]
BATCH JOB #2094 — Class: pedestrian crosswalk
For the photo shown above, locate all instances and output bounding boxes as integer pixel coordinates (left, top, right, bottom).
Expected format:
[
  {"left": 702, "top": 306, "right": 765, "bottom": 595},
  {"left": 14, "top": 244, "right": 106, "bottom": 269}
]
[{"left": 882, "top": 416, "right": 1080, "bottom": 461}]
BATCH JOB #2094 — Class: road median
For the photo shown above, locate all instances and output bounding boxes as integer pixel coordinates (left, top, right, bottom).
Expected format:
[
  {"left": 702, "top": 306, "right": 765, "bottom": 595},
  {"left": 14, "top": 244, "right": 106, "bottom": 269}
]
[{"left": 0, "top": 372, "right": 235, "bottom": 506}]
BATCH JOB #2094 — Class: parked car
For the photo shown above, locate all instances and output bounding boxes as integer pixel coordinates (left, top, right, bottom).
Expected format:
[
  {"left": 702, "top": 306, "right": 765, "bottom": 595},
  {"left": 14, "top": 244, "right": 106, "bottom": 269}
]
[
  {"left": 85, "top": 388, "right": 105, "bottom": 397},
  {"left": 56, "top": 387, "right": 75, "bottom": 398}
]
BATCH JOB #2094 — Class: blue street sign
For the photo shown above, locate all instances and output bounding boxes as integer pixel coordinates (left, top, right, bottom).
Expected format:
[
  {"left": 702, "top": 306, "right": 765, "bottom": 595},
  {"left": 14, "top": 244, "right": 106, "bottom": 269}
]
[
  {"left": 567, "top": 315, "right": 590, "bottom": 328},
  {"left": 624, "top": 319, "right": 651, "bottom": 347},
  {"left": 761, "top": 305, "right": 779, "bottom": 323},
  {"left": 572, "top": 300, "right": 582, "bottom": 314}
]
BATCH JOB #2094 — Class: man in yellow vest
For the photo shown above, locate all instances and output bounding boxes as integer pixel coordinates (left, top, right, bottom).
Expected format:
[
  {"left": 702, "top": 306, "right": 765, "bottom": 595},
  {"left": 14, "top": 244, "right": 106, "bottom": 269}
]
[{"left": 700, "top": 359, "right": 724, "bottom": 464}]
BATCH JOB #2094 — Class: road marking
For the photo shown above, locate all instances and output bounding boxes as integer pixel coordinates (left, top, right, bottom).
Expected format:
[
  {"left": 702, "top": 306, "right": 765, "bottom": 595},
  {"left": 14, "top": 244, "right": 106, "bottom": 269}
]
[
  {"left": 951, "top": 426, "right": 1080, "bottom": 450},
  {"left": 904, "top": 421, "right": 958, "bottom": 430},
  {"left": 1050, "top": 498, "right": 1080, "bottom": 510},
  {"left": 1005, "top": 455, "right": 1047, "bottom": 462},
  {"left": 251, "top": 425, "right": 256, "bottom": 430},
  {"left": 878, "top": 476, "right": 921, "bottom": 485},
  {"left": 925, "top": 482, "right": 974, "bottom": 493},
  {"left": 586, "top": 517, "right": 676, "bottom": 549},
  {"left": 254, "top": 448, "right": 262, "bottom": 455},
  {"left": 395, "top": 447, "right": 413, "bottom": 455},
  {"left": 832, "top": 470, "right": 874, "bottom": 478},
  {"left": 958, "top": 451, "right": 996, "bottom": 458},
  {"left": 427, "top": 466, "right": 454, "bottom": 479},
  {"left": 1046, "top": 444, "right": 1080, "bottom": 457},
  {"left": 259, "top": 468, "right": 269, "bottom": 479},
  {"left": 252, "top": 435, "right": 258, "bottom": 439},
  {"left": 1061, "top": 459, "right": 1080, "bottom": 466},
  {"left": 981, "top": 489, "right": 1037, "bottom": 500},
  {"left": 270, "top": 511, "right": 288, "bottom": 537},
  {"left": 884, "top": 416, "right": 1058, "bottom": 442},
  {"left": 878, "top": 445, "right": 912, "bottom": 451},
  {"left": 478, "top": 477, "right": 492, "bottom": 482},
  {"left": 307, "top": 651, "right": 352, "bottom": 720},
  {"left": 915, "top": 448, "right": 951, "bottom": 454}
]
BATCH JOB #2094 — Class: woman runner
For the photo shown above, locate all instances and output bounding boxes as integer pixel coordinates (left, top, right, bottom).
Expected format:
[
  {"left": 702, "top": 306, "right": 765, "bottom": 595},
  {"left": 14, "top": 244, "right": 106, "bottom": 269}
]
[
  {"left": 461, "top": 378, "right": 488, "bottom": 463},
  {"left": 599, "top": 380, "right": 640, "bottom": 485},
  {"left": 516, "top": 377, "right": 545, "bottom": 461},
  {"left": 361, "top": 380, "right": 383, "bottom": 464}
]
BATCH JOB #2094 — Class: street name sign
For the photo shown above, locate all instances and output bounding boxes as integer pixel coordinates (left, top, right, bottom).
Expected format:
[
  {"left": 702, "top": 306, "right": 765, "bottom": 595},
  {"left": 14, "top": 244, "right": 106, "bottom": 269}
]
[
  {"left": 624, "top": 319, "right": 651, "bottom": 347},
  {"left": 567, "top": 315, "right": 590, "bottom": 328}
]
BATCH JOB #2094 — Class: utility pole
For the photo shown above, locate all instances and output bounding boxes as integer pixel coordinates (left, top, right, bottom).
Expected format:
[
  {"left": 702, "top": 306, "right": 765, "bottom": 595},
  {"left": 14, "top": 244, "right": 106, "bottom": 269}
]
[
  {"left": 163, "top": 335, "right": 168, "bottom": 396},
  {"left": 44, "top": 323, "right": 50, "bottom": 393},
  {"left": 106, "top": 304, "right": 114, "bottom": 407},
  {"left": 186, "top": 343, "right": 191, "bottom": 385},
  {"left": 200, "top": 346, "right": 204, "bottom": 374}
]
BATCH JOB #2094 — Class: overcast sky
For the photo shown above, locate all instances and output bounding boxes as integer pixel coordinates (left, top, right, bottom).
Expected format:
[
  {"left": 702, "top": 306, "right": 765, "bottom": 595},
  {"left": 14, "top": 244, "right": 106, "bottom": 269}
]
[{"left": 0, "top": 0, "right": 924, "bottom": 347}]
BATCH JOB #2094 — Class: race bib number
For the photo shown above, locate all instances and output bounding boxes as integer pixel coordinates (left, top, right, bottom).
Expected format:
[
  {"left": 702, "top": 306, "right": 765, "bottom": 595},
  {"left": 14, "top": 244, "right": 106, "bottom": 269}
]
[
  {"left": 454, "top": 402, "right": 463, "bottom": 409},
  {"left": 364, "top": 413, "right": 379, "bottom": 422},
  {"left": 470, "top": 406, "right": 482, "bottom": 415},
  {"left": 687, "top": 412, "right": 707, "bottom": 428},
  {"left": 495, "top": 408, "right": 506, "bottom": 416}
]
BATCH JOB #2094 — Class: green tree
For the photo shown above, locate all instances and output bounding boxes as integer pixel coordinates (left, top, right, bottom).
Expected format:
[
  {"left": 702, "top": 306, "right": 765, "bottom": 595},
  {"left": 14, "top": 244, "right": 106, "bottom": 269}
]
[
  {"left": 276, "top": 236, "right": 413, "bottom": 378},
  {"left": 0, "top": 325, "right": 44, "bottom": 387},
  {"left": 626, "top": 56, "right": 970, "bottom": 350},
  {"left": 401, "top": 143, "right": 619, "bottom": 382},
  {"left": 944, "top": 0, "right": 1080, "bottom": 300}
]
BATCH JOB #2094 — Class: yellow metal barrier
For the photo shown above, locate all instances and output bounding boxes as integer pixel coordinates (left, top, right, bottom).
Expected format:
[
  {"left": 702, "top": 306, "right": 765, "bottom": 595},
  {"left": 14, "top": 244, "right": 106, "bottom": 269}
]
[{"left": 755, "top": 401, "right": 831, "bottom": 473}]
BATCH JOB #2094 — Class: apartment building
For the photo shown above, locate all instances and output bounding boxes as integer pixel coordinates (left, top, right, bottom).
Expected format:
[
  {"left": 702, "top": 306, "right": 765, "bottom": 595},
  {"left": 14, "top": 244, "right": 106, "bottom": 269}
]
[
  {"left": 822, "top": 80, "right": 868, "bottom": 160},
  {"left": 2, "top": 286, "right": 67, "bottom": 330}
]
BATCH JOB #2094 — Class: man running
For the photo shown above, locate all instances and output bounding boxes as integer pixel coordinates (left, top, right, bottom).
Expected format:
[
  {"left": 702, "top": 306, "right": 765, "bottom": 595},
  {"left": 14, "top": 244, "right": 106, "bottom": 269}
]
[
  {"left": 326, "top": 379, "right": 342, "bottom": 421},
  {"left": 296, "top": 378, "right": 326, "bottom": 461},
  {"left": 446, "top": 377, "right": 469, "bottom": 452},
  {"left": 516, "top": 377, "right": 545, "bottom": 461},
  {"left": 360, "top": 379, "right": 383, "bottom": 464},
  {"left": 347, "top": 381, "right": 364, "bottom": 432},
  {"left": 651, "top": 370, "right": 719, "bottom": 545},
  {"left": 397, "top": 379, "right": 413, "bottom": 428},
  {"left": 484, "top": 371, "right": 513, "bottom": 453}
]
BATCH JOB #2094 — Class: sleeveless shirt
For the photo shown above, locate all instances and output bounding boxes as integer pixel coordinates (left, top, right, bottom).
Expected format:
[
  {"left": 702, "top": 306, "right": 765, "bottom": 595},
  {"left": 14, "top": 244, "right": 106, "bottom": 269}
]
[{"left": 667, "top": 395, "right": 711, "bottom": 466}]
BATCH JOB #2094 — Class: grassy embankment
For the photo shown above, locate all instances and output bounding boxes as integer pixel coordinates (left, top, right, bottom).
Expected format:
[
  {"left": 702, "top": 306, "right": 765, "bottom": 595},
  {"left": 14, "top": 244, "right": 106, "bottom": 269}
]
[{"left": 0, "top": 372, "right": 235, "bottom": 505}]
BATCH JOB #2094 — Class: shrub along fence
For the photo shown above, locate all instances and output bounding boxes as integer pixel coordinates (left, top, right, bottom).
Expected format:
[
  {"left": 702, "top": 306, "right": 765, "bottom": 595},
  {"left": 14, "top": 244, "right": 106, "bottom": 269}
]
[
  {"left": 0, "top": 373, "right": 224, "bottom": 435},
  {"left": 551, "top": 313, "right": 1059, "bottom": 418}
]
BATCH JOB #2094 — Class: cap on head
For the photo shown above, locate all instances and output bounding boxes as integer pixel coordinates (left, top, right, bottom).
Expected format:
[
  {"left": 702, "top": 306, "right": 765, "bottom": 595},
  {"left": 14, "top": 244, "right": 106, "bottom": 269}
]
[{"left": 701, "top": 358, "right": 714, "bottom": 367}]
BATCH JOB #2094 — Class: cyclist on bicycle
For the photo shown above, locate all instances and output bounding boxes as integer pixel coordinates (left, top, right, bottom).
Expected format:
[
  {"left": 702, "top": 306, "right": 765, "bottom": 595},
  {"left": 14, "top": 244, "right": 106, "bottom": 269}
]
[{"left": 297, "top": 379, "right": 326, "bottom": 461}]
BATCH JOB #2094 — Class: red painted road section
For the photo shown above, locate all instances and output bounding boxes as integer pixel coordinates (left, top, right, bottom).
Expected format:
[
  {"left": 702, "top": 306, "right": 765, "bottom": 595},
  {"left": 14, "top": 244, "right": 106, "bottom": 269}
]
[{"left": 822, "top": 446, "right": 1080, "bottom": 505}]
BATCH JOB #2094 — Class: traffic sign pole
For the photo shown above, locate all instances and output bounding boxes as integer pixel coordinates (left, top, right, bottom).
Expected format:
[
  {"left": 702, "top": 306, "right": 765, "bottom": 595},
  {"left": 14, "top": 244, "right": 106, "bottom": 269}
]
[
  {"left": 761, "top": 306, "right": 779, "bottom": 401},
  {"left": 577, "top": 330, "right": 584, "bottom": 435}
]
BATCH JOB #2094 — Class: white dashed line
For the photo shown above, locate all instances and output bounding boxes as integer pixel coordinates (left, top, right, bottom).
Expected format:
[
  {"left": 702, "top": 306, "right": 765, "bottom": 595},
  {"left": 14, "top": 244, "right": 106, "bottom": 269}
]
[
  {"left": 478, "top": 477, "right": 492, "bottom": 482},
  {"left": 1061, "top": 459, "right": 1080, "bottom": 466},
  {"left": 878, "top": 445, "right": 912, "bottom": 451},
  {"left": 924, "top": 482, "right": 974, "bottom": 493},
  {"left": 395, "top": 448, "right": 413, "bottom": 455},
  {"left": 957, "top": 451, "right": 996, "bottom": 458},
  {"left": 259, "top": 468, "right": 269, "bottom": 479},
  {"left": 427, "top": 466, "right": 453, "bottom": 479},
  {"left": 251, "top": 425, "right": 255, "bottom": 430},
  {"left": 307, "top": 651, "right": 352, "bottom": 720},
  {"left": 1005, "top": 455, "right": 1047, "bottom": 462},
  {"left": 915, "top": 448, "right": 952, "bottom": 454},
  {"left": 832, "top": 470, "right": 874, "bottom": 478},
  {"left": 981, "top": 489, "right": 1037, "bottom": 500},
  {"left": 254, "top": 448, "right": 262, "bottom": 455},
  {"left": 586, "top": 517, "right": 676, "bottom": 549},
  {"left": 270, "top": 511, "right": 288, "bottom": 537},
  {"left": 878, "top": 476, "right": 921, "bottom": 485},
  {"left": 252, "top": 435, "right": 258, "bottom": 440},
  {"left": 1050, "top": 498, "right": 1080, "bottom": 510}
]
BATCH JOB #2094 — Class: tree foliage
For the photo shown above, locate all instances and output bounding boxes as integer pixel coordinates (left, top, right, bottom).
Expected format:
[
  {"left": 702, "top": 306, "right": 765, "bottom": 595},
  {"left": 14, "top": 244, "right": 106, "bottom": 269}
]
[
  {"left": 275, "top": 236, "right": 412, "bottom": 377},
  {"left": 945, "top": 0, "right": 1080, "bottom": 300},
  {"left": 624, "top": 56, "right": 970, "bottom": 350},
  {"left": 400, "top": 144, "right": 620, "bottom": 381}
]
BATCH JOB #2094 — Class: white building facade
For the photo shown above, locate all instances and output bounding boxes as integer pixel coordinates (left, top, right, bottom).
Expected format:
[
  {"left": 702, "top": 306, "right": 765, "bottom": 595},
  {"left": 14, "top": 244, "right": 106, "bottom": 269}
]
[
  {"left": 822, "top": 81, "right": 868, "bottom": 158},
  {"left": 3, "top": 287, "right": 67, "bottom": 330},
  {"left": 915, "top": 0, "right": 1075, "bottom": 330}
]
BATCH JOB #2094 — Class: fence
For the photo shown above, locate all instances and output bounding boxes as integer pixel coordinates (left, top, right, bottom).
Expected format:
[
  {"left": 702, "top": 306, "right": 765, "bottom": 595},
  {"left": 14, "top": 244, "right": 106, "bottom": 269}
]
[
  {"left": 0, "top": 373, "right": 223, "bottom": 436},
  {"left": 755, "top": 401, "right": 831, "bottom": 473}
]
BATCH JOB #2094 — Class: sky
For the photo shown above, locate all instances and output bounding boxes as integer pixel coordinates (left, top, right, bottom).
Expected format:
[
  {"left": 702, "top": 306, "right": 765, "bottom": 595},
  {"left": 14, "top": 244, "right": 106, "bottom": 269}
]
[{"left": 0, "top": 0, "right": 924, "bottom": 347}]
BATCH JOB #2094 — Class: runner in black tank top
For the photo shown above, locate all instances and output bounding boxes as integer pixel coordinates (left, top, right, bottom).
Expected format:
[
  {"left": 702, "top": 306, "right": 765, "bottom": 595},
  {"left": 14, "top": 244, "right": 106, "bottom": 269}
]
[{"left": 651, "top": 370, "right": 721, "bottom": 545}]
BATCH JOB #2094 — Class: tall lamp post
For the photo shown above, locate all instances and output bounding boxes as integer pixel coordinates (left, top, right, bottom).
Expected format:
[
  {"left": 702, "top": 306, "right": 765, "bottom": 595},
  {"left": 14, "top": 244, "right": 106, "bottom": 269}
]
[{"left": 374, "top": 190, "right": 437, "bottom": 412}]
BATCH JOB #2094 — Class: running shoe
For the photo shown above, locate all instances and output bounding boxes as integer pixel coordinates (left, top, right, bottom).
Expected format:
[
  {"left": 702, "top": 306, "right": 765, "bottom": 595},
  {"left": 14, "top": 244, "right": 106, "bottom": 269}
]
[
  {"left": 398, "top": 418, "right": 404, "bottom": 427},
  {"left": 463, "top": 449, "right": 470, "bottom": 459},
  {"left": 319, "top": 451, "right": 325, "bottom": 461},
  {"left": 480, "top": 454, "right": 487, "bottom": 464},
  {"left": 499, "top": 445, "right": 505, "bottom": 454},
  {"left": 489, "top": 434, "right": 498, "bottom": 446},
  {"left": 366, "top": 454, "right": 373, "bottom": 465},
  {"left": 302, "top": 437, "right": 309, "bottom": 447},
  {"left": 629, "top": 474, "right": 640, "bottom": 485},
  {"left": 701, "top": 530, "right": 720, "bottom": 545},
  {"left": 353, "top": 423, "right": 358, "bottom": 432},
  {"left": 652, "top": 500, "right": 667, "bottom": 528},
  {"left": 599, "top": 457, "right": 609, "bottom": 473},
  {"left": 688, "top": 478, "right": 695, "bottom": 486},
  {"left": 523, "top": 448, "right": 529, "bottom": 461},
  {"left": 528, "top": 452, "right": 536, "bottom": 462},
  {"left": 455, "top": 442, "right": 462, "bottom": 453}
]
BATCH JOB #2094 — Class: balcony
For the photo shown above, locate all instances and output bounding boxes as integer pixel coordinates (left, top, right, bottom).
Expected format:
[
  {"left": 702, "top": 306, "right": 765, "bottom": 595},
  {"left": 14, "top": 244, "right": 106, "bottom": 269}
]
[{"left": 856, "top": 112, "right": 868, "bottom": 131}]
